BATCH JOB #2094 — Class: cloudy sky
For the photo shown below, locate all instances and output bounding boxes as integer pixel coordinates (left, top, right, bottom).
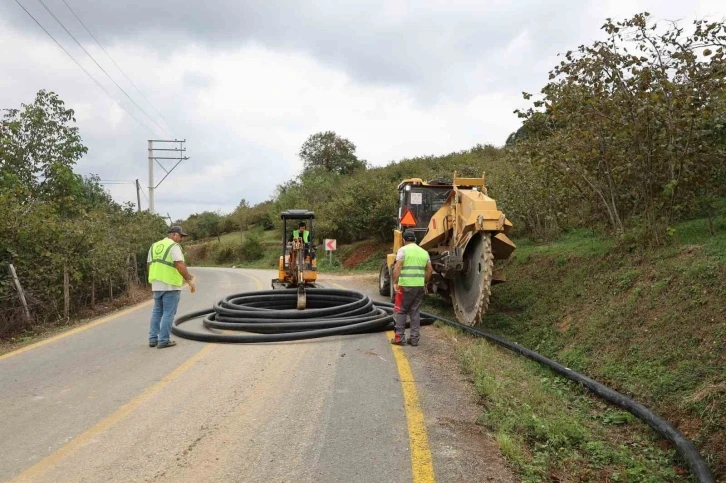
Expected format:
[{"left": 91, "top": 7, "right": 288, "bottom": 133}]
[{"left": 1, "top": 0, "right": 723, "bottom": 218}]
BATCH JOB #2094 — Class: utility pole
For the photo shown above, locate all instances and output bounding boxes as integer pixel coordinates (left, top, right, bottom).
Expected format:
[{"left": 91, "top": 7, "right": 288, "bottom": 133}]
[
  {"left": 148, "top": 140, "right": 154, "bottom": 213},
  {"left": 135, "top": 179, "right": 141, "bottom": 212},
  {"left": 147, "top": 139, "right": 188, "bottom": 214}
]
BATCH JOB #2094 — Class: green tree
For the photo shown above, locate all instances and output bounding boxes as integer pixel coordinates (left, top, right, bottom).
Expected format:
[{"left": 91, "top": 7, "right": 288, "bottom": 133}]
[
  {"left": 299, "top": 131, "right": 367, "bottom": 175},
  {"left": 513, "top": 13, "right": 726, "bottom": 243},
  {"left": 0, "top": 90, "right": 88, "bottom": 203},
  {"left": 0, "top": 90, "right": 169, "bottom": 334}
]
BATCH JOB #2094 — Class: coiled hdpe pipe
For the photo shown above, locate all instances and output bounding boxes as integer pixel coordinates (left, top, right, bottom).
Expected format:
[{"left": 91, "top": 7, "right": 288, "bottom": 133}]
[
  {"left": 172, "top": 288, "right": 415, "bottom": 343},
  {"left": 172, "top": 288, "right": 714, "bottom": 482}
]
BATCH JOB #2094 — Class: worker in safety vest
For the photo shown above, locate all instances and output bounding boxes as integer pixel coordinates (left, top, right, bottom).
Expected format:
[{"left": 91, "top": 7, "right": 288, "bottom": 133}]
[
  {"left": 391, "top": 230, "right": 433, "bottom": 346},
  {"left": 290, "top": 221, "right": 315, "bottom": 260},
  {"left": 146, "top": 226, "right": 195, "bottom": 349},
  {"left": 290, "top": 221, "right": 310, "bottom": 242}
]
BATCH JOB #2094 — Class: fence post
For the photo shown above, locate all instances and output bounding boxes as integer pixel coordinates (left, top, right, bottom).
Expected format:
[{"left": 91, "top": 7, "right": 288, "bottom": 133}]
[
  {"left": 63, "top": 265, "right": 70, "bottom": 320},
  {"left": 91, "top": 273, "right": 96, "bottom": 310},
  {"left": 8, "top": 263, "right": 31, "bottom": 323},
  {"left": 133, "top": 254, "right": 139, "bottom": 285},
  {"left": 109, "top": 278, "right": 114, "bottom": 302}
]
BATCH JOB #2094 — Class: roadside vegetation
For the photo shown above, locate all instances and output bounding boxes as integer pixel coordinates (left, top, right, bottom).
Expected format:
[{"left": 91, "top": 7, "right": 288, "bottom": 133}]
[
  {"left": 430, "top": 214, "right": 725, "bottom": 481},
  {"left": 445, "top": 322, "right": 687, "bottom": 482},
  {"left": 0, "top": 91, "right": 167, "bottom": 340}
]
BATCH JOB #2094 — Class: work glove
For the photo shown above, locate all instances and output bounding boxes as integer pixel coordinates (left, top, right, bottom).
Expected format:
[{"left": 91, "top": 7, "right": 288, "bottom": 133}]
[{"left": 189, "top": 282, "right": 196, "bottom": 294}]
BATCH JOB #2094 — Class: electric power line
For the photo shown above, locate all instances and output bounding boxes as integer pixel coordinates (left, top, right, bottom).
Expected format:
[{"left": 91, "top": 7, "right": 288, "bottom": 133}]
[
  {"left": 34, "top": 0, "right": 170, "bottom": 137},
  {"left": 59, "top": 0, "right": 176, "bottom": 136},
  {"left": 12, "top": 0, "right": 161, "bottom": 137},
  {"left": 99, "top": 179, "right": 149, "bottom": 205}
]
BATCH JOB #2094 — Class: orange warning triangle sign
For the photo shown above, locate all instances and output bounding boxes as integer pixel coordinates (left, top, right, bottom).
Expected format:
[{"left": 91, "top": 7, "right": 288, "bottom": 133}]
[{"left": 401, "top": 210, "right": 417, "bottom": 227}]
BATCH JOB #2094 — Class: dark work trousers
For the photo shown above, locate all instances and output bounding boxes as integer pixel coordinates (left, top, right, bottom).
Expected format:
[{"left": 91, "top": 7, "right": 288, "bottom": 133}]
[{"left": 394, "top": 286, "right": 425, "bottom": 342}]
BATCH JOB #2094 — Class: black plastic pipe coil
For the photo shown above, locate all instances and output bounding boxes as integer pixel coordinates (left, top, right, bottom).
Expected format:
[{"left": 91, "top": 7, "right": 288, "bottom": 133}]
[
  {"left": 172, "top": 288, "right": 434, "bottom": 343},
  {"left": 172, "top": 287, "right": 714, "bottom": 482}
]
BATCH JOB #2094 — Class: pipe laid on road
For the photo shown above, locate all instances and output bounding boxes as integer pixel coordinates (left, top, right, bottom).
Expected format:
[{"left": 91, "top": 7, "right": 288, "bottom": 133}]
[
  {"left": 172, "top": 288, "right": 714, "bottom": 482},
  {"left": 172, "top": 288, "right": 420, "bottom": 343}
]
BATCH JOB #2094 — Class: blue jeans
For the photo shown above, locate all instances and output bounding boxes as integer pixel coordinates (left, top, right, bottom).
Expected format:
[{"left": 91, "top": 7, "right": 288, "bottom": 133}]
[{"left": 148, "top": 291, "right": 181, "bottom": 344}]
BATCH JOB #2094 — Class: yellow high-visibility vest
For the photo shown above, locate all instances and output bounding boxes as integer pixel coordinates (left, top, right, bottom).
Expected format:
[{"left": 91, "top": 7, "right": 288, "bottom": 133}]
[
  {"left": 398, "top": 243, "right": 428, "bottom": 287},
  {"left": 293, "top": 229, "right": 309, "bottom": 243},
  {"left": 148, "top": 238, "right": 184, "bottom": 287}
]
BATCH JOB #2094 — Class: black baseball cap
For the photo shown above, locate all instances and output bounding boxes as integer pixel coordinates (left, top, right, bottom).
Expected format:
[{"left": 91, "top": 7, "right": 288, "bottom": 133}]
[
  {"left": 403, "top": 230, "right": 416, "bottom": 241},
  {"left": 168, "top": 226, "right": 188, "bottom": 236}
]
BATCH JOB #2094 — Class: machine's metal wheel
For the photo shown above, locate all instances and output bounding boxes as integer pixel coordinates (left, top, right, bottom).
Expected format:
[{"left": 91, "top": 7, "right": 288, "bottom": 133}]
[
  {"left": 451, "top": 233, "right": 493, "bottom": 326},
  {"left": 379, "top": 261, "right": 391, "bottom": 296}
]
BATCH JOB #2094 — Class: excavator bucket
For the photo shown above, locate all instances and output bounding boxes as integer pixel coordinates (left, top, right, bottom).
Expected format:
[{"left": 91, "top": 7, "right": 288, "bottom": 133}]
[{"left": 297, "top": 284, "right": 307, "bottom": 310}]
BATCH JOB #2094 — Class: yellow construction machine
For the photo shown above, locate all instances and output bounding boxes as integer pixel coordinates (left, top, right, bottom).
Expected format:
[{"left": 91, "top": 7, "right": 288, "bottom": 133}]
[
  {"left": 379, "top": 173, "right": 516, "bottom": 326},
  {"left": 272, "top": 210, "right": 318, "bottom": 309}
]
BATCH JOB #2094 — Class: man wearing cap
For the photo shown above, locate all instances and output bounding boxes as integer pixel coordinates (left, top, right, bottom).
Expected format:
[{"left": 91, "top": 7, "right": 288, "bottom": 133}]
[
  {"left": 391, "top": 230, "right": 433, "bottom": 346},
  {"left": 146, "top": 226, "right": 195, "bottom": 349}
]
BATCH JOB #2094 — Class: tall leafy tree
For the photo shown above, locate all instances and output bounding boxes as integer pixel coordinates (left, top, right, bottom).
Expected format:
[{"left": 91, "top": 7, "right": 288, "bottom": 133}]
[
  {"left": 0, "top": 90, "right": 88, "bottom": 203},
  {"left": 514, "top": 13, "right": 726, "bottom": 242},
  {"left": 299, "top": 131, "right": 367, "bottom": 175}
]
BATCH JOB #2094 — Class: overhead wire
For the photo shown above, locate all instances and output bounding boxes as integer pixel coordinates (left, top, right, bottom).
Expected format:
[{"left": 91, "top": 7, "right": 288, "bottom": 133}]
[
  {"left": 33, "top": 0, "right": 170, "bottom": 137},
  {"left": 139, "top": 187, "right": 149, "bottom": 203},
  {"left": 59, "top": 0, "right": 176, "bottom": 136},
  {"left": 12, "top": 0, "right": 161, "bottom": 137}
]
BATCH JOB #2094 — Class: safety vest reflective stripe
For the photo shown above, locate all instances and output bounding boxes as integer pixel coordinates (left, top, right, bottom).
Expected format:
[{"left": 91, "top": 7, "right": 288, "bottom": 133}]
[
  {"left": 399, "top": 244, "right": 429, "bottom": 287},
  {"left": 151, "top": 243, "right": 177, "bottom": 267},
  {"left": 401, "top": 265, "right": 426, "bottom": 271}
]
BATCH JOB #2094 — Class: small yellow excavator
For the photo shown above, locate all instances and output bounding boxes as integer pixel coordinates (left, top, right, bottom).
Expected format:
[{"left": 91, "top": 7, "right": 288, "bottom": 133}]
[
  {"left": 379, "top": 173, "right": 516, "bottom": 326},
  {"left": 271, "top": 210, "right": 318, "bottom": 309}
]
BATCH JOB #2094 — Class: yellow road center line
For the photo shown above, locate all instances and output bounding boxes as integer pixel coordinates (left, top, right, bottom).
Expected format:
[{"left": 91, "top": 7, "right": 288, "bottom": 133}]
[
  {"left": 0, "top": 299, "right": 154, "bottom": 362},
  {"left": 238, "top": 269, "right": 264, "bottom": 290},
  {"left": 10, "top": 343, "right": 216, "bottom": 483},
  {"left": 328, "top": 279, "right": 435, "bottom": 480},
  {"left": 388, "top": 330, "right": 436, "bottom": 483}
]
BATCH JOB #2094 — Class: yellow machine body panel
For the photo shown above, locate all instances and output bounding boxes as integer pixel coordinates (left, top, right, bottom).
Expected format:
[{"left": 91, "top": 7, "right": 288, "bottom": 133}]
[{"left": 381, "top": 172, "right": 516, "bottom": 326}]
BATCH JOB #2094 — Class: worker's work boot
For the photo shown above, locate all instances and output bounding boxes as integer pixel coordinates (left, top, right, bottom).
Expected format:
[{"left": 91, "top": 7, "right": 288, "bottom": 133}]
[
  {"left": 408, "top": 339, "right": 419, "bottom": 347},
  {"left": 157, "top": 340, "right": 177, "bottom": 349},
  {"left": 149, "top": 340, "right": 158, "bottom": 347},
  {"left": 390, "top": 334, "right": 405, "bottom": 346}
]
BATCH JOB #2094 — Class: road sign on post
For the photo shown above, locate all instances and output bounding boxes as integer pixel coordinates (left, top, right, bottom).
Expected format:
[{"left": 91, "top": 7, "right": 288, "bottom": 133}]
[{"left": 324, "top": 239, "right": 336, "bottom": 265}]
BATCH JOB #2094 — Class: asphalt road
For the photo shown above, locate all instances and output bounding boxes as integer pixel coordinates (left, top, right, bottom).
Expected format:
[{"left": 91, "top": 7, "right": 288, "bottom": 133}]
[{"left": 0, "top": 267, "right": 444, "bottom": 482}]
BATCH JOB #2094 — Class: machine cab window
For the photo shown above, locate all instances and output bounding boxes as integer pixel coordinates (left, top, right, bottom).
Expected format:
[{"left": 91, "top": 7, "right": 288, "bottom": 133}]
[{"left": 397, "top": 181, "right": 451, "bottom": 241}]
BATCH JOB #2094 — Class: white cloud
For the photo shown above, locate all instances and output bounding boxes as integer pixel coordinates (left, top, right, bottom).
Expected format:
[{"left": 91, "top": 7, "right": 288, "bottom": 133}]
[{"left": 1, "top": 0, "right": 724, "bottom": 219}]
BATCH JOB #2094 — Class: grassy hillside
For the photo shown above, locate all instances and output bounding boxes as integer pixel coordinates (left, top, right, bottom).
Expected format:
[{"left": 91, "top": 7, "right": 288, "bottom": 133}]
[{"left": 447, "top": 218, "right": 725, "bottom": 480}]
